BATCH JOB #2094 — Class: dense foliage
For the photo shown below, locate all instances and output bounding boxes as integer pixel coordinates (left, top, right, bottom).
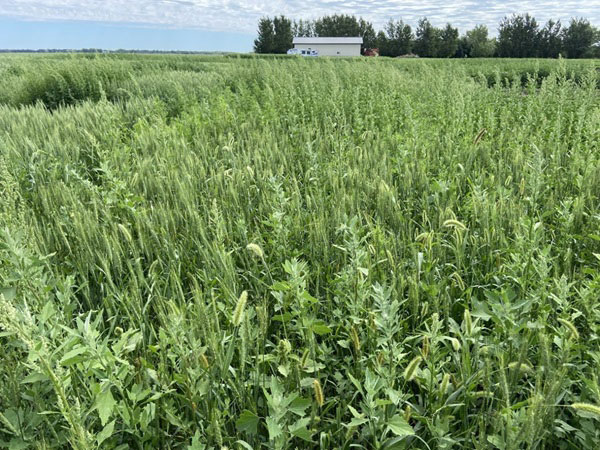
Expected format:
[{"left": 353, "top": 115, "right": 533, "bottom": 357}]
[
  {"left": 255, "top": 13, "right": 600, "bottom": 58},
  {"left": 0, "top": 54, "right": 600, "bottom": 449},
  {"left": 254, "top": 17, "right": 294, "bottom": 55}
]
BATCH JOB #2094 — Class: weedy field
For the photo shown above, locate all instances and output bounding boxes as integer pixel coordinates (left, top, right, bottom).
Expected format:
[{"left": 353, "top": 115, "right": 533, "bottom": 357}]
[{"left": 0, "top": 54, "right": 599, "bottom": 449}]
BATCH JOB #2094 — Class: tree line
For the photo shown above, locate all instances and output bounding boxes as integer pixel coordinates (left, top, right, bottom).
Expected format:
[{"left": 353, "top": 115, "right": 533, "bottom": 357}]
[{"left": 254, "top": 14, "right": 600, "bottom": 58}]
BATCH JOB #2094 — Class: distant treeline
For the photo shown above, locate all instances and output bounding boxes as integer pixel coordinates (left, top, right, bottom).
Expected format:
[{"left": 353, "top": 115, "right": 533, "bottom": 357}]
[
  {"left": 255, "top": 14, "right": 600, "bottom": 58},
  {"left": 0, "top": 49, "right": 226, "bottom": 54}
]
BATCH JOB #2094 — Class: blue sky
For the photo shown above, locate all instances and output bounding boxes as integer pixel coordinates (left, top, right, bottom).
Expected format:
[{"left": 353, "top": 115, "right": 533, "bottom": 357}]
[{"left": 1, "top": 1, "right": 598, "bottom": 52}]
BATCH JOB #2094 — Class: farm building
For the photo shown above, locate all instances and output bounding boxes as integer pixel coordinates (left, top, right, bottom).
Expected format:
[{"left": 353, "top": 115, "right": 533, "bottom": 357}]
[{"left": 292, "top": 37, "right": 363, "bottom": 56}]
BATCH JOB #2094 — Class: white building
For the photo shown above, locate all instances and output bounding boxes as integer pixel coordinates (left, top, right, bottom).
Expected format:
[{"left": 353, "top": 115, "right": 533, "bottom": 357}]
[{"left": 292, "top": 37, "right": 363, "bottom": 57}]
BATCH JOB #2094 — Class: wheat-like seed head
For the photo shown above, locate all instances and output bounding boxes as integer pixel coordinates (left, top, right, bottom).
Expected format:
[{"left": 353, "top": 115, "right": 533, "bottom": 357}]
[
  {"left": 246, "top": 243, "right": 264, "bottom": 259},
  {"left": 443, "top": 219, "right": 467, "bottom": 230},
  {"left": 403, "top": 355, "right": 422, "bottom": 381},
  {"left": 350, "top": 326, "right": 361, "bottom": 354},
  {"left": 232, "top": 291, "right": 247, "bottom": 327},
  {"left": 313, "top": 379, "right": 324, "bottom": 407},
  {"left": 440, "top": 373, "right": 450, "bottom": 395},
  {"left": 557, "top": 318, "right": 579, "bottom": 340},
  {"left": 464, "top": 309, "right": 473, "bottom": 336},
  {"left": 571, "top": 403, "right": 600, "bottom": 417}
]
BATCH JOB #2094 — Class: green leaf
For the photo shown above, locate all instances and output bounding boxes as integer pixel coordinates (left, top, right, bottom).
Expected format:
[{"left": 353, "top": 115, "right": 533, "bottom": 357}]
[
  {"left": 311, "top": 322, "right": 331, "bottom": 335},
  {"left": 60, "top": 346, "right": 88, "bottom": 366},
  {"left": 21, "top": 372, "right": 49, "bottom": 384},
  {"left": 164, "top": 406, "right": 184, "bottom": 427},
  {"left": 97, "top": 419, "right": 116, "bottom": 446},
  {"left": 0, "top": 286, "right": 16, "bottom": 302},
  {"left": 40, "top": 301, "right": 56, "bottom": 323},
  {"left": 386, "top": 388, "right": 402, "bottom": 405},
  {"left": 347, "top": 372, "right": 363, "bottom": 394},
  {"left": 95, "top": 387, "right": 116, "bottom": 426},
  {"left": 387, "top": 415, "right": 414, "bottom": 437},
  {"left": 289, "top": 397, "right": 311, "bottom": 416},
  {"left": 271, "top": 281, "right": 291, "bottom": 291},
  {"left": 348, "top": 404, "right": 363, "bottom": 419},
  {"left": 277, "top": 364, "right": 289, "bottom": 377},
  {"left": 272, "top": 312, "right": 293, "bottom": 323},
  {"left": 471, "top": 299, "right": 492, "bottom": 321},
  {"left": 235, "top": 440, "right": 254, "bottom": 450},
  {"left": 123, "top": 331, "right": 142, "bottom": 353},
  {"left": 300, "top": 291, "right": 318, "bottom": 305},
  {"left": 7, "top": 438, "right": 29, "bottom": 450},
  {"left": 236, "top": 410, "right": 259, "bottom": 435},
  {"left": 266, "top": 417, "right": 283, "bottom": 441},
  {"left": 289, "top": 417, "right": 312, "bottom": 441},
  {"left": 188, "top": 430, "right": 206, "bottom": 450},
  {"left": 0, "top": 410, "right": 19, "bottom": 435},
  {"left": 347, "top": 417, "right": 369, "bottom": 427},
  {"left": 487, "top": 435, "right": 506, "bottom": 450}
]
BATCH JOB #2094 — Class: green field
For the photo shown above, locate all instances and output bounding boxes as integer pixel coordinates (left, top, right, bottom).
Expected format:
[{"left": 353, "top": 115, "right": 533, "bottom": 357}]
[{"left": 0, "top": 54, "right": 599, "bottom": 449}]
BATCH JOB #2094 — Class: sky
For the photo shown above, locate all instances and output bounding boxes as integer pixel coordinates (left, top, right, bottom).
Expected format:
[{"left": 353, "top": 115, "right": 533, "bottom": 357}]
[{"left": 0, "top": 1, "right": 599, "bottom": 52}]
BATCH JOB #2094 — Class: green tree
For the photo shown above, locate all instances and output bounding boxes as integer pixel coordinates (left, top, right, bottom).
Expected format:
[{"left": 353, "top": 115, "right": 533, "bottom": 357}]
[
  {"left": 293, "top": 19, "right": 314, "bottom": 37},
  {"left": 538, "top": 20, "right": 562, "bottom": 58},
  {"left": 314, "top": 14, "right": 361, "bottom": 37},
  {"left": 465, "top": 25, "right": 496, "bottom": 57},
  {"left": 359, "top": 18, "right": 377, "bottom": 49},
  {"left": 254, "top": 16, "right": 293, "bottom": 54},
  {"left": 439, "top": 23, "right": 459, "bottom": 57},
  {"left": 414, "top": 18, "right": 441, "bottom": 57},
  {"left": 376, "top": 31, "right": 389, "bottom": 55},
  {"left": 254, "top": 17, "right": 275, "bottom": 53},
  {"left": 456, "top": 35, "right": 470, "bottom": 58},
  {"left": 273, "top": 16, "right": 293, "bottom": 53},
  {"left": 379, "top": 19, "right": 413, "bottom": 56},
  {"left": 497, "top": 14, "right": 540, "bottom": 57},
  {"left": 562, "top": 18, "right": 598, "bottom": 58},
  {"left": 313, "top": 14, "right": 375, "bottom": 52}
]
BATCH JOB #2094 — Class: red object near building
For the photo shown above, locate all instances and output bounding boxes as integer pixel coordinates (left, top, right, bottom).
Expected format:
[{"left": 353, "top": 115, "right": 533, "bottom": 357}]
[{"left": 363, "top": 48, "right": 379, "bottom": 57}]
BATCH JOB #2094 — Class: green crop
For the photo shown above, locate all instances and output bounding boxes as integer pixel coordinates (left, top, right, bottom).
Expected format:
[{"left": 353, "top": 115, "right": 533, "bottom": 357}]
[{"left": 0, "top": 53, "right": 599, "bottom": 449}]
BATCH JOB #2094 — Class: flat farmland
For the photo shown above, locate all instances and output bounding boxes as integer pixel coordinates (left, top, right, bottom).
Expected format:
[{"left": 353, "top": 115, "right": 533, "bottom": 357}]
[{"left": 0, "top": 54, "right": 599, "bottom": 449}]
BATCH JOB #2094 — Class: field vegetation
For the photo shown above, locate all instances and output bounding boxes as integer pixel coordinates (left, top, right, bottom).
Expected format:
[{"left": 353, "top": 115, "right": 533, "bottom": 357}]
[{"left": 0, "top": 54, "right": 599, "bottom": 449}]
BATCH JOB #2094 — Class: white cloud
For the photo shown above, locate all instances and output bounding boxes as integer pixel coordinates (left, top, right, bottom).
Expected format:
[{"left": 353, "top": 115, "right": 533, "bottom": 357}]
[{"left": 1, "top": 0, "right": 598, "bottom": 34}]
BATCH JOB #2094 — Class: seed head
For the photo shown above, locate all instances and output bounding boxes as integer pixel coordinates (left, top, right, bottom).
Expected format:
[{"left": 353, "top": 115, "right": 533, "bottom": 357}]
[
  {"left": 313, "top": 379, "right": 324, "bottom": 407},
  {"left": 440, "top": 373, "right": 450, "bottom": 395},
  {"left": 571, "top": 403, "right": 600, "bottom": 418},
  {"left": 473, "top": 391, "right": 493, "bottom": 399},
  {"left": 421, "top": 336, "right": 429, "bottom": 358},
  {"left": 117, "top": 223, "right": 132, "bottom": 242},
  {"left": 246, "top": 243, "right": 264, "bottom": 259},
  {"left": 278, "top": 339, "right": 292, "bottom": 355},
  {"left": 557, "top": 318, "right": 579, "bottom": 340},
  {"left": 200, "top": 353, "right": 209, "bottom": 369},
  {"left": 519, "top": 178, "right": 526, "bottom": 195},
  {"left": 464, "top": 309, "right": 473, "bottom": 336},
  {"left": 232, "top": 291, "right": 247, "bottom": 327},
  {"left": 508, "top": 361, "right": 533, "bottom": 373},
  {"left": 403, "top": 355, "right": 422, "bottom": 382},
  {"left": 300, "top": 349, "right": 309, "bottom": 368},
  {"left": 473, "top": 128, "right": 487, "bottom": 145},
  {"left": 450, "top": 338, "right": 461, "bottom": 352},
  {"left": 403, "top": 404, "right": 412, "bottom": 421},
  {"left": 350, "top": 326, "right": 361, "bottom": 354},
  {"left": 443, "top": 219, "right": 467, "bottom": 231}
]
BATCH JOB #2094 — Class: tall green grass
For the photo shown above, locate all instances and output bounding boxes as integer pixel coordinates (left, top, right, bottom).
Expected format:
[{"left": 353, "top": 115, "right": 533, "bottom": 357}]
[{"left": 0, "top": 54, "right": 599, "bottom": 449}]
